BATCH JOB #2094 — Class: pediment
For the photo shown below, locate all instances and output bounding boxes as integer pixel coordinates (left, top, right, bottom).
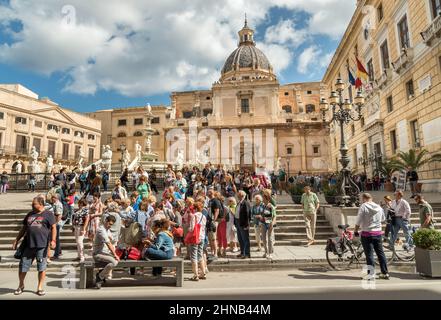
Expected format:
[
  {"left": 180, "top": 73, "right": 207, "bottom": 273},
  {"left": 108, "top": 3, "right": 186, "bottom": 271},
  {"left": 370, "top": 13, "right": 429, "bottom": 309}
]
[{"left": 32, "top": 107, "right": 77, "bottom": 125}]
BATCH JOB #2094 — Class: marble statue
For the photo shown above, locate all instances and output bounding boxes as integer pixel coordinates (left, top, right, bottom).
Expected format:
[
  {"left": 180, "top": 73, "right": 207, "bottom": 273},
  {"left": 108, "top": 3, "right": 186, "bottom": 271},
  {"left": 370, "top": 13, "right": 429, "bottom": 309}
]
[
  {"left": 29, "top": 146, "right": 40, "bottom": 173},
  {"left": 135, "top": 141, "right": 142, "bottom": 160},
  {"left": 101, "top": 145, "right": 113, "bottom": 171},
  {"left": 77, "top": 146, "right": 85, "bottom": 169},
  {"left": 16, "top": 162, "right": 22, "bottom": 174},
  {"left": 146, "top": 135, "right": 152, "bottom": 152},
  {"left": 122, "top": 149, "right": 131, "bottom": 169},
  {"left": 46, "top": 155, "right": 54, "bottom": 173},
  {"left": 176, "top": 149, "right": 185, "bottom": 170}
]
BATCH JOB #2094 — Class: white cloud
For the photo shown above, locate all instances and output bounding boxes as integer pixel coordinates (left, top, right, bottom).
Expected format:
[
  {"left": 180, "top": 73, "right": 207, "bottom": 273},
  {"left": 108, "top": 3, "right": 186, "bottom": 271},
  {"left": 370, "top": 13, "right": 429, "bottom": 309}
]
[
  {"left": 264, "top": 19, "right": 308, "bottom": 48},
  {"left": 297, "top": 45, "right": 333, "bottom": 75},
  {"left": 0, "top": 0, "right": 356, "bottom": 97}
]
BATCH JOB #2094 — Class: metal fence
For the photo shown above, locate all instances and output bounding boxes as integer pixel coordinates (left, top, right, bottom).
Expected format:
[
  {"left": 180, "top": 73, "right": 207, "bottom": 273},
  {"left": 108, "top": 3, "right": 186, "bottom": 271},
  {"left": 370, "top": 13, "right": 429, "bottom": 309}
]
[{"left": 2, "top": 170, "right": 168, "bottom": 192}]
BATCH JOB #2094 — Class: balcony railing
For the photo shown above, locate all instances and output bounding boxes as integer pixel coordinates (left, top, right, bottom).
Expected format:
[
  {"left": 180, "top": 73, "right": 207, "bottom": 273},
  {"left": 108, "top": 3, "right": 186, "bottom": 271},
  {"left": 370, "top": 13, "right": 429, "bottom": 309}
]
[
  {"left": 392, "top": 47, "right": 414, "bottom": 74},
  {"left": 374, "top": 68, "right": 393, "bottom": 90},
  {"left": 421, "top": 15, "right": 441, "bottom": 46}
]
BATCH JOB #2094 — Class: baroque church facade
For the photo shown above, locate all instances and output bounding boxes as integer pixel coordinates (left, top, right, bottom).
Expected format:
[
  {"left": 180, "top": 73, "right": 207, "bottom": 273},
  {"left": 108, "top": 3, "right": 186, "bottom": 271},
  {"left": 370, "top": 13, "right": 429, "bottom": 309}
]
[{"left": 90, "top": 21, "right": 331, "bottom": 174}]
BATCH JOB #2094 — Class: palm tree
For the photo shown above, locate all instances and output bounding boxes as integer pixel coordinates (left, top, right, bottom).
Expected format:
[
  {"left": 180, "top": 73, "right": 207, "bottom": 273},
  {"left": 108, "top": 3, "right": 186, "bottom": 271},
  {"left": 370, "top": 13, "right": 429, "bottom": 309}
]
[
  {"left": 392, "top": 149, "right": 441, "bottom": 171},
  {"left": 373, "top": 160, "right": 401, "bottom": 179}
]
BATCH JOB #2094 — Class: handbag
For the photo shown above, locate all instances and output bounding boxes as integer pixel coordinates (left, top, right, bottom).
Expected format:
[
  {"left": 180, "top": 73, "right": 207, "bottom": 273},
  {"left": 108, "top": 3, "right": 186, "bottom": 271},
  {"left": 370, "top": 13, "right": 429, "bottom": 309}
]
[
  {"left": 127, "top": 246, "right": 142, "bottom": 260},
  {"left": 14, "top": 237, "right": 27, "bottom": 260},
  {"left": 172, "top": 226, "right": 184, "bottom": 238},
  {"left": 185, "top": 216, "right": 203, "bottom": 245}
]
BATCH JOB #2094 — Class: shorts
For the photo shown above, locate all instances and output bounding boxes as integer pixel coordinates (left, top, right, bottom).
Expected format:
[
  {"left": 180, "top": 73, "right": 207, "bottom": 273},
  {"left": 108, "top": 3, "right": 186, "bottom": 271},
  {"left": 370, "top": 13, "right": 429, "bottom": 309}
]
[
  {"left": 190, "top": 241, "right": 204, "bottom": 262},
  {"left": 208, "top": 221, "right": 218, "bottom": 242},
  {"left": 19, "top": 247, "right": 48, "bottom": 273}
]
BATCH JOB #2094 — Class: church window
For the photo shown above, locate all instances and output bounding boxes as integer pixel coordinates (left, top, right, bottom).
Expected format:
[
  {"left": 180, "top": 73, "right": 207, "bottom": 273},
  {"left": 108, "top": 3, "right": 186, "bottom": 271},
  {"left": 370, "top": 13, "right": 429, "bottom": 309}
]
[{"left": 241, "top": 99, "right": 250, "bottom": 113}]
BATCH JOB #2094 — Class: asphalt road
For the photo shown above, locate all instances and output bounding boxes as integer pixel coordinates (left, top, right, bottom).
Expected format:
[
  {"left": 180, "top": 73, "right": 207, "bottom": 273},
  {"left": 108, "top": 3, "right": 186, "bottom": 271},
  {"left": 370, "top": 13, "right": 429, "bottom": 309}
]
[{"left": 1, "top": 266, "right": 441, "bottom": 300}]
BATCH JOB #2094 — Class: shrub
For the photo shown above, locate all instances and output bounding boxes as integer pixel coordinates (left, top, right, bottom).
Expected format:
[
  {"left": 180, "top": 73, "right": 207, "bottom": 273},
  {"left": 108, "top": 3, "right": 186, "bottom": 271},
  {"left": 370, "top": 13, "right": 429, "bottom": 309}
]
[{"left": 413, "top": 228, "right": 441, "bottom": 251}]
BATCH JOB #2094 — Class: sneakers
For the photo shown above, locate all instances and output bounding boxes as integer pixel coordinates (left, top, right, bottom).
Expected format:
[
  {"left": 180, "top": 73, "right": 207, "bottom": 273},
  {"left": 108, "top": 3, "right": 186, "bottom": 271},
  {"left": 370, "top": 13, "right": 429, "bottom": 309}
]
[
  {"left": 95, "top": 273, "right": 104, "bottom": 289},
  {"left": 378, "top": 273, "right": 390, "bottom": 280}
]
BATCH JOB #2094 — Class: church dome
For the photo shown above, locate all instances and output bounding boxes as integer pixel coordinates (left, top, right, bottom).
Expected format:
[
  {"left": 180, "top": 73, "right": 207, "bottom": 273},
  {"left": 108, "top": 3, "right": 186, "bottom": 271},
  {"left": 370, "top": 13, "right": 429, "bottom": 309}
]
[
  {"left": 222, "top": 45, "right": 272, "bottom": 74},
  {"left": 221, "top": 19, "right": 274, "bottom": 78}
]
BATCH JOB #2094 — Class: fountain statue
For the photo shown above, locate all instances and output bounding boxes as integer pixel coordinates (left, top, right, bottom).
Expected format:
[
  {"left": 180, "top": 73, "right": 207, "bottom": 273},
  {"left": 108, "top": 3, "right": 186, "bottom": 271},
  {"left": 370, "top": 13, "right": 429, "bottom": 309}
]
[
  {"left": 77, "top": 146, "right": 85, "bottom": 169},
  {"left": 29, "top": 146, "right": 40, "bottom": 174},
  {"left": 101, "top": 145, "right": 113, "bottom": 171},
  {"left": 135, "top": 141, "right": 142, "bottom": 162},
  {"left": 46, "top": 155, "right": 54, "bottom": 173},
  {"left": 16, "top": 162, "right": 22, "bottom": 174},
  {"left": 176, "top": 149, "right": 185, "bottom": 170},
  {"left": 122, "top": 149, "right": 131, "bottom": 169}
]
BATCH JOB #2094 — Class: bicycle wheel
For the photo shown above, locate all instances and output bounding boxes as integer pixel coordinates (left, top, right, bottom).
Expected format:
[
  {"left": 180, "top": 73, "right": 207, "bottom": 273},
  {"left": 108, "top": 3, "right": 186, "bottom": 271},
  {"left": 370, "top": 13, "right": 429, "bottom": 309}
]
[
  {"left": 392, "top": 243, "right": 415, "bottom": 262},
  {"left": 377, "top": 240, "right": 395, "bottom": 265},
  {"left": 326, "top": 242, "right": 365, "bottom": 271}
]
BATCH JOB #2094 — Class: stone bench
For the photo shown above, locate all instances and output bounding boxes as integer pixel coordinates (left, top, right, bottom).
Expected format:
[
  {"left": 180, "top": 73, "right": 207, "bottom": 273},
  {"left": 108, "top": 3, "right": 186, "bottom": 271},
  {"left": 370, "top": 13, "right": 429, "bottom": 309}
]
[{"left": 79, "top": 258, "right": 184, "bottom": 289}]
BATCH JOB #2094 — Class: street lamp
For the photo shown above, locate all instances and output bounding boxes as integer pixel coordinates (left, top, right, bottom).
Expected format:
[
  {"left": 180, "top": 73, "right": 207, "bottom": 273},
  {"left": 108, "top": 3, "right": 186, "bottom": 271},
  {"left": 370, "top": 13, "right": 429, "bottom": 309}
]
[
  {"left": 120, "top": 143, "right": 126, "bottom": 173},
  {"left": 286, "top": 158, "right": 291, "bottom": 179},
  {"left": 320, "top": 78, "right": 365, "bottom": 207},
  {"left": 358, "top": 157, "right": 368, "bottom": 177}
]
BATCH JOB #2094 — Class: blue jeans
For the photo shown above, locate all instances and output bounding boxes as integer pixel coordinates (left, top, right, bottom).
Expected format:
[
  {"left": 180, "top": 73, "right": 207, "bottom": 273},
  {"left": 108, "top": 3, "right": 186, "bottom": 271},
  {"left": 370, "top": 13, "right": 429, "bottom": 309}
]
[
  {"left": 54, "top": 224, "right": 61, "bottom": 258},
  {"left": 361, "top": 235, "right": 389, "bottom": 275},
  {"left": 235, "top": 218, "right": 250, "bottom": 257},
  {"left": 145, "top": 247, "right": 174, "bottom": 275},
  {"left": 390, "top": 217, "right": 414, "bottom": 247}
]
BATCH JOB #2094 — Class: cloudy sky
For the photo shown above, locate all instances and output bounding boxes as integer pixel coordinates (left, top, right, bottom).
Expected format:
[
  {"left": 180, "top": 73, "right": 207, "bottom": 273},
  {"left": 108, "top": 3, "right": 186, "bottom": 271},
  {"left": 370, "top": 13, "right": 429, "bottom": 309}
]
[{"left": 0, "top": 0, "right": 356, "bottom": 112}]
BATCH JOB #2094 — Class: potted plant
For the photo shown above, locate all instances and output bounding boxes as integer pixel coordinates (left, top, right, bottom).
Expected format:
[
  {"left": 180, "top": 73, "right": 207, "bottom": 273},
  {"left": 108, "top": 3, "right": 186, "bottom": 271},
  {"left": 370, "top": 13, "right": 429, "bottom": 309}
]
[
  {"left": 288, "top": 183, "right": 306, "bottom": 204},
  {"left": 392, "top": 149, "right": 441, "bottom": 192},
  {"left": 413, "top": 228, "right": 441, "bottom": 278},
  {"left": 323, "top": 185, "right": 338, "bottom": 205}
]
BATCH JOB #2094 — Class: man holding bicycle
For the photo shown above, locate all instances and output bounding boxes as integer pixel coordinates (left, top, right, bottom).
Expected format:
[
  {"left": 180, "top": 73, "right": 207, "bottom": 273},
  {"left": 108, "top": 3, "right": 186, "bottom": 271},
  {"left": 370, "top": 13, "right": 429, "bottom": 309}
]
[
  {"left": 354, "top": 193, "right": 390, "bottom": 280},
  {"left": 390, "top": 190, "right": 414, "bottom": 250}
]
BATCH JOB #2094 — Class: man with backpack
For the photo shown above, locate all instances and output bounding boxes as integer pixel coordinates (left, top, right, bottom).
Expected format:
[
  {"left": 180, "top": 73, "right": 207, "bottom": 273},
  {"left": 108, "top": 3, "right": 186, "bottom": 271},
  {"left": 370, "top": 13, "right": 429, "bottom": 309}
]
[{"left": 207, "top": 188, "right": 222, "bottom": 259}]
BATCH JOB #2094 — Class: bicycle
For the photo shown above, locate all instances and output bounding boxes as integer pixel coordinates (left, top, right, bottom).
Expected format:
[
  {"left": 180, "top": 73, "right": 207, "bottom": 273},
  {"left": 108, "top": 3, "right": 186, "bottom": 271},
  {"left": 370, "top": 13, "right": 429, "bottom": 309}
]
[
  {"left": 326, "top": 224, "right": 366, "bottom": 271},
  {"left": 383, "top": 225, "right": 418, "bottom": 262}
]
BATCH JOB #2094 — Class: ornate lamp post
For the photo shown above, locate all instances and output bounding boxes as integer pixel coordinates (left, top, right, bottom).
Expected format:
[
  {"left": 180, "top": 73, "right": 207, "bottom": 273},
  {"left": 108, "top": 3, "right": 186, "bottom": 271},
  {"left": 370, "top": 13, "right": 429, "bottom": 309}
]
[
  {"left": 120, "top": 143, "right": 126, "bottom": 173},
  {"left": 320, "top": 78, "right": 365, "bottom": 207},
  {"left": 286, "top": 158, "right": 291, "bottom": 180},
  {"left": 358, "top": 157, "right": 368, "bottom": 177}
]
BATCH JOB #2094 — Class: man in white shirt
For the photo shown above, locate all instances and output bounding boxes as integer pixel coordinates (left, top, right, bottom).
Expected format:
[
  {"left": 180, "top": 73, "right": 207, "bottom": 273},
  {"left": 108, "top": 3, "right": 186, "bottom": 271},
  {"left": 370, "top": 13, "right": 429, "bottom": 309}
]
[{"left": 390, "top": 190, "right": 414, "bottom": 249}]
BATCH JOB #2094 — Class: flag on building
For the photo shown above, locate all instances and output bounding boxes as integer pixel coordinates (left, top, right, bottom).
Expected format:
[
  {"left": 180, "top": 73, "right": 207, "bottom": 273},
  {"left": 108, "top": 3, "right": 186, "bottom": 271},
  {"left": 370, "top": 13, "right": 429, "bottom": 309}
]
[
  {"left": 348, "top": 68, "right": 356, "bottom": 86},
  {"left": 356, "top": 57, "right": 369, "bottom": 81}
]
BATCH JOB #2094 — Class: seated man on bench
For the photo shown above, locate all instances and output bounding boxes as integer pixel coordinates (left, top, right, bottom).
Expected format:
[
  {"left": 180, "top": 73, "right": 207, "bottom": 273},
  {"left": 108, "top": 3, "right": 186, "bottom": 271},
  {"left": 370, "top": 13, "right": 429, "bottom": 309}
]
[
  {"left": 93, "top": 215, "right": 120, "bottom": 289},
  {"left": 143, "top": 219, "right": 174, "bottom": 277}
]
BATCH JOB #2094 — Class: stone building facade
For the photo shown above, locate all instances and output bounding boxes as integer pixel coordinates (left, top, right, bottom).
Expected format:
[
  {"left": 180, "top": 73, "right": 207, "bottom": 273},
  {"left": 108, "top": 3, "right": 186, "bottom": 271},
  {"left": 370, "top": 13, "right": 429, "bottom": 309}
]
[
  {"left": 323, "top": 0, "right": 441, "bottom": 191},
  {"left": 90, "top": 21, "right": 331, "bottom": 174},
  {"left": 0, "top": 84, "right": 102, "bottom": 173}
]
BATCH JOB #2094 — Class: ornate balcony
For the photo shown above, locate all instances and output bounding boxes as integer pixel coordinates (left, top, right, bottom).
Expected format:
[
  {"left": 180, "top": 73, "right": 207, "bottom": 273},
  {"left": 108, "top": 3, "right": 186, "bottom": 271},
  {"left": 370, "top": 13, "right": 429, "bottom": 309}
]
[
  {"left": 392, "top": 47, "right": 414, "bottom": 74},
  {"left": 374, "top": 68, "right": 393, "bottom": 90},
  {"left": 421, "top": 15, "right": 441, "bottom": 46}
]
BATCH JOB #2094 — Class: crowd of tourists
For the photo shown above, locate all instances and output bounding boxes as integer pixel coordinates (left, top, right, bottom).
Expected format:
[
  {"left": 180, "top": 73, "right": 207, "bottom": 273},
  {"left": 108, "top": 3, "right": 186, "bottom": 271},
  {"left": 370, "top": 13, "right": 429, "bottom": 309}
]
[
  {"left": 12, "top": 163, "right": 282, "bottom": 293},
  {"left": 9, "top": 161, "right": 436, "bottom": 294}
]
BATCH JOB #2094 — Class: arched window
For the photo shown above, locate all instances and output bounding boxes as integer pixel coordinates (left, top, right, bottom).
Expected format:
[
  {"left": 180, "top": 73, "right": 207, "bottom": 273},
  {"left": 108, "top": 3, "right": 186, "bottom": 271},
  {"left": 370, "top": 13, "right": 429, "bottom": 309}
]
[
  {"left": 117, "top": 132, "right": 127, "bottom": 138},
  {"left": 133, "top": 131, "right": 143, "bottom": 137},
  {"left": 282, "top": 105, "right": 292, "bottom": 113},
  {"left": 306, "top": 104, "right": 316, "bottom": 114}
]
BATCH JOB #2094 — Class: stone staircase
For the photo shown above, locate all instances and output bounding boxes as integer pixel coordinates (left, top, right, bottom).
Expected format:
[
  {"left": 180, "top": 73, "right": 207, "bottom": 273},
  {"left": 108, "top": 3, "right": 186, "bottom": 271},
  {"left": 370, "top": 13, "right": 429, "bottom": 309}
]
[
  {"left": 1, "top": 202, "right": 439, "bottom": 253},
  {"left": 0, "top": 204, "right": 336, "bottom": 251}
]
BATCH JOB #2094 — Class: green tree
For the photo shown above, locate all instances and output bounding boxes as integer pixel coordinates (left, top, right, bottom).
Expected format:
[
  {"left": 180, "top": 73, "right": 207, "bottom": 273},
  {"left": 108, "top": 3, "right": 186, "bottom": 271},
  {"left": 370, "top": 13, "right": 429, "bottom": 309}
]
[
  {"left": 392, "top": 149, "right": 441, "bottom": 171},
  {"left": 373, "top": 160, "right": 401, "bottom": 178}
]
